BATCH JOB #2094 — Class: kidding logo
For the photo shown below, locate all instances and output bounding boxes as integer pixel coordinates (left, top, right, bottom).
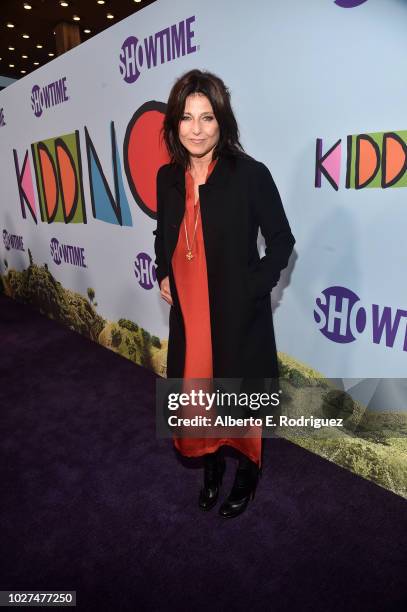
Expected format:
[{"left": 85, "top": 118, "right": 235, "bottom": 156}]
[
  {"left": 134, "top": 252, "right": 157, "bottom": 290},
  {"left": 119, "top": 16, "right": 197, "bottom": 84},
  {"left": 12, "top": 101, "right": 170, "bottom": 226},
  {"left": 31, "top": 77, "right": 69, "bottom": 118},
  {"left": 315, "top": 130, "right": 407, "bottom": 190},
  {"left": 0, "top": 108, "right": 5, "bottom": 127},
  {"left": 314, "top": 286, "right": 407, "bottom": 352},
  {"left": 334, "top": 1, "right": 368, "bottom": 7},
  {"left": 50, "top": 237, "right": 86, "bottom": 268},
  {"left": 3, "top": 229, "right": 25, "bottom": 252}
]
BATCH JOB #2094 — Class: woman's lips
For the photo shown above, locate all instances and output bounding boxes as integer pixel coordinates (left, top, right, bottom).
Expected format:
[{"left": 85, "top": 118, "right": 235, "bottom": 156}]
[{"left": 190, "top": 139, "right": 205, "bottom": 143}]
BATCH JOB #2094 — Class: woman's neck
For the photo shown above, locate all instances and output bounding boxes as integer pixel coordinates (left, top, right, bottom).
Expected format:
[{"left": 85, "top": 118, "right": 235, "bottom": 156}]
[{"left": 188, "top": 147, "right": 216, "bottom": 177}]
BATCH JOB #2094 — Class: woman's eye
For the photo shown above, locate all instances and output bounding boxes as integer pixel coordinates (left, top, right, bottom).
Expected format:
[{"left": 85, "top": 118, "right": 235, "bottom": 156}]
[{"left": 180, "top": 115, "right": 214, "bottom": 121}]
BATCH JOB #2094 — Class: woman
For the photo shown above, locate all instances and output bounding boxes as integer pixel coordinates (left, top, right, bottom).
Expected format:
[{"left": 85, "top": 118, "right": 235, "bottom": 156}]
[{"left": 154, "top": 69, "right": 295, "bottom": 518}]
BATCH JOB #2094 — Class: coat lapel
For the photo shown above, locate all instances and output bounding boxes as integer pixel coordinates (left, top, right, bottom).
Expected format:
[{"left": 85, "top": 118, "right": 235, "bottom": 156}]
[
  {"left": 169, "top": 154, "right": 233, "bottom": 192},
  {"left": 168, "top": 153, "right": 233, "bottom": 207},
  {"left": 167, "top": 164, "right": 185, "bottom": 228},
  {"left": 165, "top": 155, "right": 235, "bottom": 261}
]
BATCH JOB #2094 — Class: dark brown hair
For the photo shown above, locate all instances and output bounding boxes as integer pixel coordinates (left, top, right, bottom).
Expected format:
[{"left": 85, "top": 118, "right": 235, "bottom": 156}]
[{"left": 162, "top": 69, "right": 246, "bottom": 168}]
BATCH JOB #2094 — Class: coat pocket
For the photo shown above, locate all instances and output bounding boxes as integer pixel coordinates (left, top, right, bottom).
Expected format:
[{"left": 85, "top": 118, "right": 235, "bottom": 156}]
[{"left": 245, "top": 266, "right": 263, "bottom": 302}]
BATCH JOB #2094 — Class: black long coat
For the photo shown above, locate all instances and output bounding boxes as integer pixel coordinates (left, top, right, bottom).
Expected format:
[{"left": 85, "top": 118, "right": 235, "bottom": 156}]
[{"left": 153, "top": 153, "right": 295, "bottom": 380}]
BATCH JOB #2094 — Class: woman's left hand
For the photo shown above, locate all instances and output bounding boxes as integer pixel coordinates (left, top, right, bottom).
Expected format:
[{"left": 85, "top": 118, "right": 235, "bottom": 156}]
[{"left": 159, "top": 276, "right": 173, "bottom": 306}]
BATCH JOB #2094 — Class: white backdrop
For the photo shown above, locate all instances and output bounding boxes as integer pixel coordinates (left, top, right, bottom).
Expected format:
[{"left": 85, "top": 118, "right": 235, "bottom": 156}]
[{"left": 1, "top": 0, "right": 407, "bottom": 379}]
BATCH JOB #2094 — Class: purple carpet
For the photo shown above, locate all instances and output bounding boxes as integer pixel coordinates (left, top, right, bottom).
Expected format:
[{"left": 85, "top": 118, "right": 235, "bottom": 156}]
[{"left": 1, "top": 293, "right": 406, "bottom": 612}]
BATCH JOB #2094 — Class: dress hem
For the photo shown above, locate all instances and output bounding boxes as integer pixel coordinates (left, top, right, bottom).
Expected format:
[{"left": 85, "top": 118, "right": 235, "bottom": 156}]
[{"left": 173, "top": 438, "right": 261, "bottom": 468}]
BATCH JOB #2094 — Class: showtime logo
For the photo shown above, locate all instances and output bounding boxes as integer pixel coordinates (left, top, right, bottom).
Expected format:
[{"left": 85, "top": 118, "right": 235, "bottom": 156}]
[
  {"left": 3, "top": 229, "right": 25, "bottom": 252},
  {"left": 50, "top": 237, "right": 86, "bottom": 268},
  {"left": 314, "top": 286, "right": 407, "bottom": 352},
  {"left": 119, "top": 16, "right": 197, "bottom": 84},
  {"left": 31, "top": 77, "right": 69, "bottom": 118},
  {"left": 335, "top": 1, "right": 368, "bottom": 7},
  {"left": 134, "top": 252, "right": 156, "bottom": 290}
]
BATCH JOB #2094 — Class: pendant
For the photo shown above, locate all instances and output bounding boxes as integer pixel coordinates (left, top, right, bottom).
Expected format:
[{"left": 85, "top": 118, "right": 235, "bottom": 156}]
[{"left": 186, "top": 250, "right": 194, "bottom": 261}]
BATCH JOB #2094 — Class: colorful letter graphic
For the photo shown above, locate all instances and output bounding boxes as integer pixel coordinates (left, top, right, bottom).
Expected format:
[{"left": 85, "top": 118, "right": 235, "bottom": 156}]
[
  {"left": 316, "top": 130, "right": 407, "bottom": 189},
  {"left": 85, "top": 122, "right": 132, "bottom": 226},
  {"left": 124, "top": 101, "right": 170, "bottom": 219},
  {"left": 13, "top": 103, "right": 171, "bottom": 225},
  {"left": 31, "top": 131, "right": 86, "bottom": 223},
  {"left": 315, "top": 139, "right": 341, "bottom": 190},
  {"left": 346, "top": 131, "right": 407, "bottom": 189},
  {"left": 13, "top": 149, "right": 37, "bottom": 223}
]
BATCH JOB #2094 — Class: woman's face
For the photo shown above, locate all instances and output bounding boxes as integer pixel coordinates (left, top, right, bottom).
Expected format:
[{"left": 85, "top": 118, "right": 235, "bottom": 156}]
[{"left": 178, "top": 93, "right": 220, "bottom": 160}]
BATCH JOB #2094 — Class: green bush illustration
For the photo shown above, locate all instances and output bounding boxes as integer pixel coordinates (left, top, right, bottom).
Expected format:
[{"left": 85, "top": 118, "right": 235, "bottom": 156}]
[
  {"left": 0, "top": 256, "right": 105, "bottom": 341},
  {"left": 151, "top": 335, "right": 161, "bottom": 349},
  {"left": 118, "top": 318, "right": 139, "bottom": 332},
  {"left": 275, "top": 353, "right": 407, "bottom": 499},
  {"left": 87, "top": 287, "right": 95, "bottom": 304},
  {"left": 111, "top": 328, "right": 122, "bottom": 348}
]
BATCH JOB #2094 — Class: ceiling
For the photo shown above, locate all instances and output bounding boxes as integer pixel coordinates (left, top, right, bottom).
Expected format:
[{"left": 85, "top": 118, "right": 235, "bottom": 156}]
[{"left": 0, "top": 0, "right": 157, "bottom": 81}]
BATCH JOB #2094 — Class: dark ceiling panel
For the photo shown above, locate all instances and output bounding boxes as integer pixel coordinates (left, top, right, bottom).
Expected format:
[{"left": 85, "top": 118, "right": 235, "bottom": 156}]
[{"left": 0, "top": 0, "right": 157, "bottom": 80}]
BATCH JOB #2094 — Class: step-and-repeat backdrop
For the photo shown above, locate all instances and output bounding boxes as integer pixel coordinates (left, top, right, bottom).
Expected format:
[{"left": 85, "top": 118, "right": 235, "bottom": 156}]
[{"left": 1, "top": 0, "right": 406, "bottom": 495}]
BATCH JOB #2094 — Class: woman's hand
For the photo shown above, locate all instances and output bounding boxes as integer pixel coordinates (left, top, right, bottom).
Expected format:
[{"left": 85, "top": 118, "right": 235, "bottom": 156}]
[{"left": 159, "top": 276, "right": 173, "bottom": 306}]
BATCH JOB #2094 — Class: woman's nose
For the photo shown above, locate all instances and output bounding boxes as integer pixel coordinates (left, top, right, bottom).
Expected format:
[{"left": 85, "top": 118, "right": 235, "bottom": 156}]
[{"left": 192, "top": 120, "right": 201, "bottom": 134}]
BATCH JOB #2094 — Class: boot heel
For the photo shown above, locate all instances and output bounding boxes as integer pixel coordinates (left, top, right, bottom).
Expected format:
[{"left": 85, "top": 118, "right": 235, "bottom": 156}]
[{"left": 219, "top": 460, "right": 259, "bottom": 518}]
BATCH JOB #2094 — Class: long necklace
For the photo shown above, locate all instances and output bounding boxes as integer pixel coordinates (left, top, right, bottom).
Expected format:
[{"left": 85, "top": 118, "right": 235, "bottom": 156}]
[{"left": 184, "top": 203, "right": 200, "bottom": 261}]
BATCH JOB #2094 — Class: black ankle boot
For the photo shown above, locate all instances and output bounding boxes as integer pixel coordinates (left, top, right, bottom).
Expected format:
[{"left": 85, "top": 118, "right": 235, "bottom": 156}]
[
  {"left": 198, "top": 450, "right": 226, "bottom": 511},
  {"left": 218, "top": 459, "right": 261, "bottom": 519}
]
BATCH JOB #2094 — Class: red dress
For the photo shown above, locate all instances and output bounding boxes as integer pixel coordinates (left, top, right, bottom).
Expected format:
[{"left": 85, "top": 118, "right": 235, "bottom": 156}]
[{"left": 171, "top": 159, "right": 262, "bottom": 468}]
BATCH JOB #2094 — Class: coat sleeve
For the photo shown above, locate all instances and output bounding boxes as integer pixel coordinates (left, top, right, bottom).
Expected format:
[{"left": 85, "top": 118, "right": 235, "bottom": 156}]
[
  {"left": 153, "top": 165, "right": 169, "bottom": 287},
  {"left": 249, "top": 161, "right": 296, "bottom": 298}
]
